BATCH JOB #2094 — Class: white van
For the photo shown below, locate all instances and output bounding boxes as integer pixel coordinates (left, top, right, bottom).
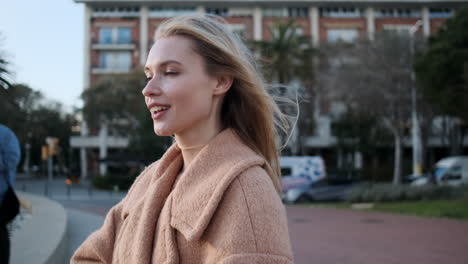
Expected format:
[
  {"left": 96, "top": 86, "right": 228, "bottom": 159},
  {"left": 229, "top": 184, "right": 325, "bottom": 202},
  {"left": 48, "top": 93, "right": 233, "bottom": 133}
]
[
  {"left": 280, "top": 156, "right": 326, "bottom": 191},
  {"left": 434, "top": 156, "right": 468, "bottom": 186}
]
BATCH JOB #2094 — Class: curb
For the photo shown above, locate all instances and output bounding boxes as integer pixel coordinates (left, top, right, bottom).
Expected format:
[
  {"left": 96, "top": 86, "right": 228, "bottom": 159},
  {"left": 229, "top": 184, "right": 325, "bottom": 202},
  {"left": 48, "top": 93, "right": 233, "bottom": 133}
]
[{"left": 10, "top": 191, "right": 68, "bottom": 264}]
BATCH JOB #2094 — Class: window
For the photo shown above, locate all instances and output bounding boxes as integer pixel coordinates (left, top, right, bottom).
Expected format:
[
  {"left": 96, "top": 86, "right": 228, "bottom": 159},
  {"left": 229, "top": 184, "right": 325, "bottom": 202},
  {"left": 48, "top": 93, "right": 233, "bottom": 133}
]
[
  {"left": 327, "top": 29, "right": 358, "bottom": 43},
  {"left": 263, "top": 8, "right": 287, "bottom": 17},
  {"left": 99, "top": 27, "right": 133, "bottom": 45},
  {"left": 149, "top": 7, "right": 195, "bottom": 18},
  {"left": 288, "top": 7, "right": 308, "bottom": 17},
  {"left": 228, "top": 7, "right": 253, "bottom": 17},
  {"left": 205, "top": 8, "right": 228, "bottom": 16},
  {"left": 320, "top": 7, "right": 362, "bottom": 18},
  {"left": 99, "top": 51, "right": 132, "bottom": 70},
  {"left": 429, "top": 8, "right": 454, "bottom": 18},
  {"left": 117, "top": 27, "right": 132, "bottom": 44},
  {"left": 99, "top": 28, "right": 113, "bottom": 44},
  {"left": 376, "top": 8, "right": 420, "bottom": 18},
  {"left": 93, "top": 6, "right": 140, "bottom": 17}
]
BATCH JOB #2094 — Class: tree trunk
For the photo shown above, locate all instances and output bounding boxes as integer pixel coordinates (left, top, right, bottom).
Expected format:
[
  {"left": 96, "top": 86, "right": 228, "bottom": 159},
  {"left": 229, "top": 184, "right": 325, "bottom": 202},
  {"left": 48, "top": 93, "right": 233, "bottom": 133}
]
[{"left": 393, "top": 133, "right": 402, "bottom": 185}]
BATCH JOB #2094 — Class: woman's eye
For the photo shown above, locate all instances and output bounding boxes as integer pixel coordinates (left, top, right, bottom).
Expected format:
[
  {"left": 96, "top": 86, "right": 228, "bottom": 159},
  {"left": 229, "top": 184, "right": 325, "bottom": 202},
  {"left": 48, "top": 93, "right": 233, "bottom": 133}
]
[
  {"left": 164, "top": 71, "right": 178, "bottom": 76},
  {"left": 146, "top": 76, "right": 152, "bottom": 82}
]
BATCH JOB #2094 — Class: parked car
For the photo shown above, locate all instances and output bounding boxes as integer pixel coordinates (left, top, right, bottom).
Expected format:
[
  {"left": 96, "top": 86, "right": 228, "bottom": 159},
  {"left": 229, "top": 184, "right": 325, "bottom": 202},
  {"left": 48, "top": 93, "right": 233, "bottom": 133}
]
[
  {"left": 405, "top": 174, "right": 430, "bottom": 186},
  {"left": 280, "top": 156, "right": 327, "bottom": 202},
  {"left": 282, "top": 178, "right": 360, "bottom": 204},
  {"left": 407, "top": 156, "right": 468, "bottom": 186},
  {"left": 433, "top": 156, "right": 468, "bottom": 186}
]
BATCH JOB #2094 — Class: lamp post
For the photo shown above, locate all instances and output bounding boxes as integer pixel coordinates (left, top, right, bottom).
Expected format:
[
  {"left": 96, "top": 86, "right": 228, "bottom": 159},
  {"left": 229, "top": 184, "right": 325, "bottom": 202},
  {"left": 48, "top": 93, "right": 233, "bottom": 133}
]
[{"left": 409, "top": 20, "right": 423, "bottom": 176}]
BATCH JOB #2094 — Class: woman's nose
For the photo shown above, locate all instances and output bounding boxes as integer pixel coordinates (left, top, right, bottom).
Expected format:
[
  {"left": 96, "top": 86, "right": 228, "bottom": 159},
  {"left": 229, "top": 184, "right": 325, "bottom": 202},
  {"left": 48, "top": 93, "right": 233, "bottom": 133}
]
[{"left": 142, "top": 78, "right": 162, "bottom": 97}]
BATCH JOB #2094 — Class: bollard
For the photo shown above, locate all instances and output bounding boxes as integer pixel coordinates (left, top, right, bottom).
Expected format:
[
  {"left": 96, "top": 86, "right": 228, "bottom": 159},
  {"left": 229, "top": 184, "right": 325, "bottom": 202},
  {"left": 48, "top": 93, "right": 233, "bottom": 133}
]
[
  {"left": 66, "top": 179, "right": 72, "bottom": 199},
  {"left": 44, "top": 181, "right": 49, "bottom": 196}
]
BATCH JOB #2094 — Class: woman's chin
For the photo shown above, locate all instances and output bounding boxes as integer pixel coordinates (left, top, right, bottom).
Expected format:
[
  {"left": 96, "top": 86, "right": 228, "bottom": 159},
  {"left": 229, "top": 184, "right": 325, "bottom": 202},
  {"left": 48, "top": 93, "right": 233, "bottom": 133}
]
[{"left": 153, "top": 125, "right": 173, "bottom": 137}]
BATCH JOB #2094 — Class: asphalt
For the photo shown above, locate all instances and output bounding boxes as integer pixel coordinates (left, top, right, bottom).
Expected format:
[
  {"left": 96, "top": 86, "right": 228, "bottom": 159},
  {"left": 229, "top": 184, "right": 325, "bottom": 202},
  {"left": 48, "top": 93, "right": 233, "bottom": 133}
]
[{"left": 66, "top": 208, "right": 104, "bottom": 260}]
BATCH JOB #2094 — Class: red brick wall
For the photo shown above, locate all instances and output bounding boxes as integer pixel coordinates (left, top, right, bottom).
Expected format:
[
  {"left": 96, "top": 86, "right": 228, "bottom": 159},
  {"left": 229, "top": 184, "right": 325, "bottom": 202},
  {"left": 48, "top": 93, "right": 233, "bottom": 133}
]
[
  {"left": 89, "top": 17, "right": 140, "bottom": 86},
  {"left": 148, "top": 18, "right": 168, "bottom": 47},
  {"left": 430, "top": 18, "right": 446, "bottom": 35},
  {"left": 225, "top": 16, "right": 254, "bottom": 40}
]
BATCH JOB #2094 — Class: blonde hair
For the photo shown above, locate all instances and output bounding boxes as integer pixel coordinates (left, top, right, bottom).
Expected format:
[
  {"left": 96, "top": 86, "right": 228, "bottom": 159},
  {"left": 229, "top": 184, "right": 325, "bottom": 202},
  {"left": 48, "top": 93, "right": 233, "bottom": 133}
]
[{"left": 155, "top": 14, "right": 290, "bottom": 194}]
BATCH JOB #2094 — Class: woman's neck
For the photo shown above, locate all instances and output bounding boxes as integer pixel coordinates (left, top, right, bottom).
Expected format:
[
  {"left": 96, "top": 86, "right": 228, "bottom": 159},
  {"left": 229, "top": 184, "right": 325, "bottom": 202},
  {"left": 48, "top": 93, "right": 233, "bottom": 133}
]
[{"left": 175, "top": 124, "right": 223, "bottom": 174}]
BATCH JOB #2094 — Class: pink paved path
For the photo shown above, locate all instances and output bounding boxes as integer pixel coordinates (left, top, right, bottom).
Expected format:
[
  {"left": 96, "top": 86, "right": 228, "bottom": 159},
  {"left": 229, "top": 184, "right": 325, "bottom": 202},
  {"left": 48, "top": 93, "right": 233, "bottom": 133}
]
[
  {"left": 286, "top": 206, "right": 468, "bottom": 264},
  {"left": 72, "top": 203, "right": 468, "bottom": 264}
]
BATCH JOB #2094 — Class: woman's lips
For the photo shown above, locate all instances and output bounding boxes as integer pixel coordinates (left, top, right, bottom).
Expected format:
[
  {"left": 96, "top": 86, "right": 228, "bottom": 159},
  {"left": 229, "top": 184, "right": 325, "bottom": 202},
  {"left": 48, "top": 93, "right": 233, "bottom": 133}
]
[{"left": 151, "top": 108, "right": 169, "bottom": 120}]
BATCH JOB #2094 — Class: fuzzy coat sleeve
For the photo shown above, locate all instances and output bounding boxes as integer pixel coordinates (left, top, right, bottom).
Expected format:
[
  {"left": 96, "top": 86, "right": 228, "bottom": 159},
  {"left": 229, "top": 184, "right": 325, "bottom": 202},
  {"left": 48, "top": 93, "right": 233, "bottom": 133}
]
[{"left": 70, "top": 166, "right": 151, "bottom": 264}]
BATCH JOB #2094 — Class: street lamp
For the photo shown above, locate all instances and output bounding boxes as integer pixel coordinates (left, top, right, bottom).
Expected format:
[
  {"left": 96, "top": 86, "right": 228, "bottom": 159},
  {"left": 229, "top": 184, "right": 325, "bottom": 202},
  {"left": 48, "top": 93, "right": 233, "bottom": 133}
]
[{"left": 409, "top": 20, "right": 423, "bottom": 176}]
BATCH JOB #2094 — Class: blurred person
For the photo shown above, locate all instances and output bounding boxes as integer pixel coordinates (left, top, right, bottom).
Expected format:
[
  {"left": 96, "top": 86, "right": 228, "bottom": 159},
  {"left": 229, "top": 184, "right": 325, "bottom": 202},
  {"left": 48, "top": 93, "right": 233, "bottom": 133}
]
[
  {"left": 0, "top": 124, "right": 21, "bottom": 264},
  {"left": 72, "top": 14, "right": 294, "bottom": 264}
]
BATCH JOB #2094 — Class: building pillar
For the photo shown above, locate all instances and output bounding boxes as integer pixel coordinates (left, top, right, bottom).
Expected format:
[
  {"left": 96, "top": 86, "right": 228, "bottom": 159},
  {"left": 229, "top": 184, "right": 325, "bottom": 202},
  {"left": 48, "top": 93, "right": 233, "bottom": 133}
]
[
  {"left": 196, "top": 6, "right": 205, "bottom": 15},
  {"left": 83, "top": 5, "right": 91, "bottom": 89},
  {"left": 366, "top": 7, "right": 375, "bottom": 41},
  {"left": 80, "top": 148, "right": 87, "bottom": 179},
  {"left": 80, "top": 121, "right": 89, "bottom": 179},
  {"left": 99, "top": 124, "right": 108, "bottom": 176},
  {"left": 309, "top": 6, "right": 319, "bottom": 47},
  {"left": 422, "top": 6, "right": 430, "bottom": 37},
  {"left": 253, "top": 7, "right": 262, "bottom": 41},
  {"left": 80, "top": 5, "right": 92, "bottom": 179},
  {"left": 140, "top": 6, "right": 149, "bottom": 65},
  {"left": 354, "top": 151, "right": 363, "bottom": 169}
]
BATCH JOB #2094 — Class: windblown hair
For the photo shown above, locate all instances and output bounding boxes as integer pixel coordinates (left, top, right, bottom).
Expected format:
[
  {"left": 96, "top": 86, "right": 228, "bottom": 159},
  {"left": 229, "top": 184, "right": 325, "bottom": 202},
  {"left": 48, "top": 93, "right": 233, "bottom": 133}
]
[{"left": 155, "top": 15, "right": 290, "bottom": 194}]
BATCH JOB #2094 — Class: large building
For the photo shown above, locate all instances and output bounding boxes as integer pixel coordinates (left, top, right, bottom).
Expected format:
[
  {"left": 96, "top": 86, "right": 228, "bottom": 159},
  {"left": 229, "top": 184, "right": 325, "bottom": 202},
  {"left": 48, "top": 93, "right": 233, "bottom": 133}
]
[{"left": 72, "top": 0, "right": 466, "bottom": 178}]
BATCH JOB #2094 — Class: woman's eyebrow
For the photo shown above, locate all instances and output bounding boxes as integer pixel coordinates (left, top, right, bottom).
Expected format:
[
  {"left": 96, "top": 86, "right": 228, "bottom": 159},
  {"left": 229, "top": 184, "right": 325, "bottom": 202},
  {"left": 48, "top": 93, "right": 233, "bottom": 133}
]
[{"left": 145, "top": 60, "right": 183, "bottom": 72}]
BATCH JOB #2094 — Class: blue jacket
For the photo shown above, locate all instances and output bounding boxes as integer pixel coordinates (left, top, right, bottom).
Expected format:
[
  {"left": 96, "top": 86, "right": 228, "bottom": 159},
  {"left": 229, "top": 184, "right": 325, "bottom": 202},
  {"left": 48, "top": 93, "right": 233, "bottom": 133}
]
[{"left": 0, "top": 124, "right": 21, "bottom": 204}]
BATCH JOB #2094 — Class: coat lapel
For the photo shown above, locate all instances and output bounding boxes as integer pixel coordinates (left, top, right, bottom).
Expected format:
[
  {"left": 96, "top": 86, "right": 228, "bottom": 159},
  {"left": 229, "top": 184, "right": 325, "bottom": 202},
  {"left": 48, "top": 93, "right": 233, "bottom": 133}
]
[
  {"left": 169, "top": 128, "right": 265, "bottom": 242},
  {"left": 117, "top": 143, "right": 183, "bottom": 263}
]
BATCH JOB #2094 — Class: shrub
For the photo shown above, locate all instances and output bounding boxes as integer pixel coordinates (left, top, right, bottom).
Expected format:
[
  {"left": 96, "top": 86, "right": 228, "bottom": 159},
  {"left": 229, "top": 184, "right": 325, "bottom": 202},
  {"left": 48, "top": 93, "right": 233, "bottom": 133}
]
[{"left": 345, "top": 183, "right": 467, "bottom": 203}]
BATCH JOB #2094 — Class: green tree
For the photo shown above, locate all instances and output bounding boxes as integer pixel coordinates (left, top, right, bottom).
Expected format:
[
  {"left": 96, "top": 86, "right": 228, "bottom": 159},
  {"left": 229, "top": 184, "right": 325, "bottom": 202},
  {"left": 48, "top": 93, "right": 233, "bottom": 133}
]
[
  {"left": 0, "top": 33, "right": 11, "bottom": 89},
  {"left": 324, "top": 32, "right": 420, "bottom": 184},
  {"left": 253, "top": 20, "right": 315, "bottom": 85},
  {"left": 415, "top": 7, "right": 468, "bottom": 154},
  {"left": 332, "top": 108, "right": 393, "bottom": 181},
  {"left": 252, "top": 20, "right": 316, "bottom": 155},
  {"left": 81, "top": 69, "right": 145, "bottom": 134},
  {"left": 0, "top": 84, "right": 75, "bottom": 172},
  {"left": 415, "top": 7, "right": 468, "bottom": 122},
  {"left": 81, "top": 68, "right": 170, "bottom": 163}
]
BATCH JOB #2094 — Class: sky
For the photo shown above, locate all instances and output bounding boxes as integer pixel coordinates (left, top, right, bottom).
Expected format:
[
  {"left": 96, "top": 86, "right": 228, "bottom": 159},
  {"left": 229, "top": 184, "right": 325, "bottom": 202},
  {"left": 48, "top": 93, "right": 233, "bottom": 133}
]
[{"left": 1, "top": 0, "right": 84, "bottom": 112}]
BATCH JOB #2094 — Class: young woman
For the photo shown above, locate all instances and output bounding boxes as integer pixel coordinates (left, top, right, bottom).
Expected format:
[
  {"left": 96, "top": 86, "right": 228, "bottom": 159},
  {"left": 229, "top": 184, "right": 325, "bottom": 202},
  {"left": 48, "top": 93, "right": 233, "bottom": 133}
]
[{"left": 71, "top": 14, "right": 294, "bottom": 264}]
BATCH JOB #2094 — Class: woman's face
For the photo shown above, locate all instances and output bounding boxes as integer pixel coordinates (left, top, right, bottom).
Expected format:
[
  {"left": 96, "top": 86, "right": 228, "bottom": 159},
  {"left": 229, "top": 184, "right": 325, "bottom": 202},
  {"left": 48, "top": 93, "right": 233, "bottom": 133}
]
[{"left": 143, "top": 35, "right": 222, "bottom": 137}]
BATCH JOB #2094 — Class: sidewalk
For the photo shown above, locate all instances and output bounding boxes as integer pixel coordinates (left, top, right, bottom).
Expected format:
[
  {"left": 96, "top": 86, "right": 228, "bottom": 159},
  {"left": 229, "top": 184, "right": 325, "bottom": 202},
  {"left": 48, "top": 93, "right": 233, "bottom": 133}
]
[{"left": 287, "top": 205, "right": 468, "bottom": 264}]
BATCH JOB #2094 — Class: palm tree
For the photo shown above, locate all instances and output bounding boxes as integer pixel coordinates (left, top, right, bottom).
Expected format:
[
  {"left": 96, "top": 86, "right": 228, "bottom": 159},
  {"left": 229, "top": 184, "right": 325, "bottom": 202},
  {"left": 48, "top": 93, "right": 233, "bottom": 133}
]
[
  {"left": 251, "top": 19, "right": 316, "bottom": 155},
  {"left": 252, "top": 19, "right": 315, "bottom": 85},
  {"left": 0, "top": 33, "right": 11, "bottom": 89},
  {"left": 0, "top": 52, "right": 11, "bottom": 89}
]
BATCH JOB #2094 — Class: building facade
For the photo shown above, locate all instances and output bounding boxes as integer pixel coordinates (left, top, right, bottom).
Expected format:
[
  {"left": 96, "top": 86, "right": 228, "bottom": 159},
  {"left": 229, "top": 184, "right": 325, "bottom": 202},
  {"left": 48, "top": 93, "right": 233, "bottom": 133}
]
[{"left": 72, "top": 0, "right": 466, "bottom": 178}]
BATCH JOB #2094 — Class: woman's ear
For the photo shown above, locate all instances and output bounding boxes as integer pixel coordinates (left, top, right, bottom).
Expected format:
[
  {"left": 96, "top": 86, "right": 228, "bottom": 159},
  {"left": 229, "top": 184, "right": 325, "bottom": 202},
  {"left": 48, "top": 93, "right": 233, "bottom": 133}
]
[{"left": 213, "top": 76, "right": 233, "bottom": 96}]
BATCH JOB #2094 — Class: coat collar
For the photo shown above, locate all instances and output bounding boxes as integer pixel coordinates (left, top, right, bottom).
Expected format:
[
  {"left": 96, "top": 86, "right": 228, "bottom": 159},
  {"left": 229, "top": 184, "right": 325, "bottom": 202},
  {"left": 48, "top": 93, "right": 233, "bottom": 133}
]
[{"left": 164, "top": 128, "right": 265, "bottom": 241}]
